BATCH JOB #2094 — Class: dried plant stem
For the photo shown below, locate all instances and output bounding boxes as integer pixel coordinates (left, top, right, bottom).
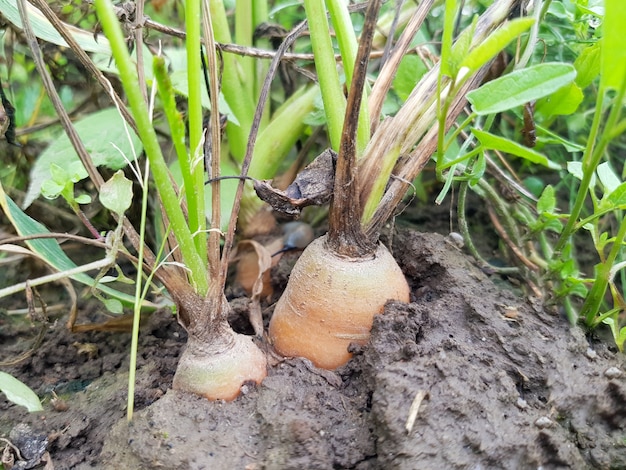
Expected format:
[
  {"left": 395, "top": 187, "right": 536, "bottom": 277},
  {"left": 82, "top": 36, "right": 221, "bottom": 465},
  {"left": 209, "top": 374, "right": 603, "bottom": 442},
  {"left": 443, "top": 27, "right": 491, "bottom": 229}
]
[
  {"left": 327, "top": 0, "right": 382, "bottom": 257},
  {"left": 201, "top": 0, "right": 223, "bottom": 286},
  {"left": 368, "top": 0, "right": 434, "bottom": 131}
]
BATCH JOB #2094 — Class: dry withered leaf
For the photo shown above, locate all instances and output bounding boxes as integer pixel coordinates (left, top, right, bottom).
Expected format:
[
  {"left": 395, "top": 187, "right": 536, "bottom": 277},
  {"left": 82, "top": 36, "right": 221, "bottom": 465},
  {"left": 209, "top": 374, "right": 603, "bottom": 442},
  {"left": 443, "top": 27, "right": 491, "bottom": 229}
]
[
  {"left": 234, "top": 238, "right": 283, "bottom": 337},
  {"left": 253, "top": 149, "right": 336, "bottom": 216}
]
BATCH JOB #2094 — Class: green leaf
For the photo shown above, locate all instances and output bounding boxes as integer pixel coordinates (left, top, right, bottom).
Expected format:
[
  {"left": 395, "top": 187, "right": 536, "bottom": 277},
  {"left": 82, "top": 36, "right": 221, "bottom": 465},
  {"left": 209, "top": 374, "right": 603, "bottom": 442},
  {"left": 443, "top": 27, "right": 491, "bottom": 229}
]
[
  {"left": 0, "top": 371, "right": 43, "bottom": 412},
  {"left": 75, "top": 194, "right": 92, "bottom": 205},
  {"left": 618, "top": 327, "right": 626, "bottom": 352},
  {"left": 460, "top": 17, "right": 535, "bottom": 74},
  {"left": 24, "top": 108, "right": 142, "bottom": 209},
  {"left": 574, "top": 43, "right": 601, "bottom": 88},
  {"left": 597, "top": 162, "right": 621, "bottom": 195},
  {"left": 472, "top": 128, "right": 561, "bottom": 170},
  {"left": 566, "top": 161, "right": 584, "bottom": 180},
  {"left": 468, "top": 151, "right": 486, "bottom": 185},
  {"left": 100, "top": 170, "right": 133, "bottom": 216},
  {"left": 393, "top": 55, "right": 429, "bottom": 101},
  {"left": 601, "top": 0, "right": 626, "bottom": 90},
  {"left": 0, "top": 186, "right": 153, "bottom": 309},
  {"left": 537, "top": 185, "right": 556, "bottom": 213},
  {"left": 103, "top": 298, "right": 124, "bottom": 314},
  {"left": 446, "top": 15, "right": 476, "bottom": 77},
  {"left": 535, "top": 82, "right": 583, "bottom": 118},
  {"left": 0, "top": 0, "right": 110, "bottom": 54},
  {"left": 523, "top": 176, "right": 545, "bottom": 197},
  {"left": 602, "top": 317, "right": 626, "bottom": 352},
  {"left": 439, "top": 0, "right": 460, "bottom": 78},
  {"left": 467, "top": 63, "right": 577, "bottom": 115},
  {"left": 40, "top": 178, "right": 66, "bottom": 200},
  {"left": 606, "top": 182, "right": 626, "bottom": 207}
]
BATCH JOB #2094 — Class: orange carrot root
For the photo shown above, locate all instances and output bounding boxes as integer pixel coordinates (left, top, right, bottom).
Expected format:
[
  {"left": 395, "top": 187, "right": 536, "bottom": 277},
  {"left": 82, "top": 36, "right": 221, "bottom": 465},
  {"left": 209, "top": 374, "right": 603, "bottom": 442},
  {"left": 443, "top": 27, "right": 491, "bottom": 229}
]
[{"left": 269, "top": 235, "right": 410, "bottom": 369}]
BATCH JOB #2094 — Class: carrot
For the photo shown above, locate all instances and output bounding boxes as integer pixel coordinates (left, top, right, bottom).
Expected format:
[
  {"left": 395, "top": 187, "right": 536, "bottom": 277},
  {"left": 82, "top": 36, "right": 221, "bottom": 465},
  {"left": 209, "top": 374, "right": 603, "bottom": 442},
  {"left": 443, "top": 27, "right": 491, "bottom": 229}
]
[
  {"left": 171, "top": 289, "right": 267, "bottom": 401},
  {"left": 269, "top": 235, "right": 409, "bottom": 369},
  {"left": 173, "top": 330, "right": 267, "bottom": 401},
  {"left": 269, "top": 0, "right": 409, "bottom": 369}
]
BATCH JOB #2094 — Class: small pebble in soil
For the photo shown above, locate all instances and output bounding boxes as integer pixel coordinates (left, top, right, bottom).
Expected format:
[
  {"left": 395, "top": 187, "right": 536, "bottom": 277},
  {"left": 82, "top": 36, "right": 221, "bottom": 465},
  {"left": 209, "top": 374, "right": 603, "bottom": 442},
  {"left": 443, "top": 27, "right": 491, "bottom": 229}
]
[
  {"left": 585, "top": 348, "right": 597, "bottom": 360},
  {"left": 604, "top": 366, "right": 622, "bottom": 379},
  {"left": 446, "top": 232, "right": 464, "bottom": 249},
  {"left": 515, "top": 397, "right": 528, "bottom": 410},
  {"left": 534, "top": 416, "right": 553, "bottom": 429}
]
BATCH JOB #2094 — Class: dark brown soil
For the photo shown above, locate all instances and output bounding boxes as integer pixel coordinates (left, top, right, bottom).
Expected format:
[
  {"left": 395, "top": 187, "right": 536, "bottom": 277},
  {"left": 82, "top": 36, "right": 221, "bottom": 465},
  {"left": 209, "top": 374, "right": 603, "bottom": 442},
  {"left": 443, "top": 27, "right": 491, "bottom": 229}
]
[{"left": 2, "top": 230, "right": 626, "bottom": 469}]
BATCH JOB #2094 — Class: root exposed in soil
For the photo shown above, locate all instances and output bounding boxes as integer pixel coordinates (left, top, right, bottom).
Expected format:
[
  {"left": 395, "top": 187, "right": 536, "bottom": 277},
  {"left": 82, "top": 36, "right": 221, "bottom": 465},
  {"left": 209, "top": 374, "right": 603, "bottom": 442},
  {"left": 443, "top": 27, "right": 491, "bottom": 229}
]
[{"left": 2, "top": 231, "right": 625, "bottom": 469}]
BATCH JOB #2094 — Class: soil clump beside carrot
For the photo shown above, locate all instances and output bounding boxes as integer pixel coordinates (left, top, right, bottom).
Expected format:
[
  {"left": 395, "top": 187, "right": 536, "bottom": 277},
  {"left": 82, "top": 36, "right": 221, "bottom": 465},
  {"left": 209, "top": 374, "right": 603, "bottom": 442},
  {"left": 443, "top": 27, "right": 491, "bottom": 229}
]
[{"left": 2, "top": 230, "right": 625, "bottom": 469}]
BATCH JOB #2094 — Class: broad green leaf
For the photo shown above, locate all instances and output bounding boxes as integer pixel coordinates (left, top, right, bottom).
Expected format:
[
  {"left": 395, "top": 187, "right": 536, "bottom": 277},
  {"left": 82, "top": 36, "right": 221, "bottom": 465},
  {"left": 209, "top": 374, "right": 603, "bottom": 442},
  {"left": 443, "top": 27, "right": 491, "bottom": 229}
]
[
  {"left": 75, "top": 195, "right": 92, "bottom": 205},
  {"left": 100, "top": 170, "right": 133, "bottom": 216},
  {"left": 601, "top": 0, "right": 626, "bottom": 90},
  {"left": 472, "top": 128, "right": 561, "bottom": 170},
  {"left": 393, "top": 55, "right": 429, "bottom": 101},
  {"left": 567, "top": 161, "right": 583, "bottom": 180},
  {"left": 523, "top": 176, "right": 545, "bottom": 198},
  {"left": 547, "top": 1, "right": 570, "bottom": 20},
  {"left": 40, "top": 178, "right": 66, "bottom": 200},
  {"left": 0, "top": 371, "right": 43, "bottom": 412},
  {"left": 574, "top": 43, "right": 601, "bottom": 88},
  {"left": 446, "top": 15, "right": 477, "bottom": 77},
  {"left": 0, "top": 186, "right": 154, "bottom": 309},
  {"left": 577, "top": 4, "right": 604, "bottom": 16},
  {"left": 606, "top": 182, "right": 626, "bottom": 207},
  {"left": 103, "top": 298, "right": 124, "bottom": 314},
  {"left": 461, "top": 18, "right": 535, "bottom": 74},
  {"left": 467, "top": 63, "right": 577, "bottom": 115},
  {"left": 535, "top": 82, "right": 583, "bottom": 118},
  {"left": 537, "top": 185, "right": 556, "bottom": 213},
  {"left": 603, "top": 317, "right": 626, "bottom": 352},
  {"left": 24, "top": 108, "right": 142, "bottom": 209},
  {"left": 597, "top": 162, "right": 621, "bottom": 195},
  {"left": 0, "top": 0, "right": 110, "bottom": 54},
  {"left": 567, "top": 161, "right": 598, "bottom": 189}
]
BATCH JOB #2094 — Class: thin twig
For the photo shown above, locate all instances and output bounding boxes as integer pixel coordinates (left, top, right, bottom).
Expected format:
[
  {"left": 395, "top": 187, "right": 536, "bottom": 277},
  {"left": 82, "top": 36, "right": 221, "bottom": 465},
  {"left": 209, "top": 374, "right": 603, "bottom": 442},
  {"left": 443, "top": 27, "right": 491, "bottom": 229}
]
[
  {"left": 144, "top": 16, "right": 396, "bottom": 63},
  {"left": 134, "top": 0, "right": 148, "bottom": 103},
  {"left": 380, "top": 0, "right": 405, "bottom": 68}
]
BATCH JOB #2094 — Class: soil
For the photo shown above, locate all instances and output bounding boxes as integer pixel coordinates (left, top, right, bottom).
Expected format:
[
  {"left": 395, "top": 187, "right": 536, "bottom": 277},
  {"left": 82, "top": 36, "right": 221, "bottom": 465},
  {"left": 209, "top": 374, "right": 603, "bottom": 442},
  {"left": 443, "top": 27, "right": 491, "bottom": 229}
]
[{"left": 1, "top": 230, "right": 626, "bottom": 469}]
